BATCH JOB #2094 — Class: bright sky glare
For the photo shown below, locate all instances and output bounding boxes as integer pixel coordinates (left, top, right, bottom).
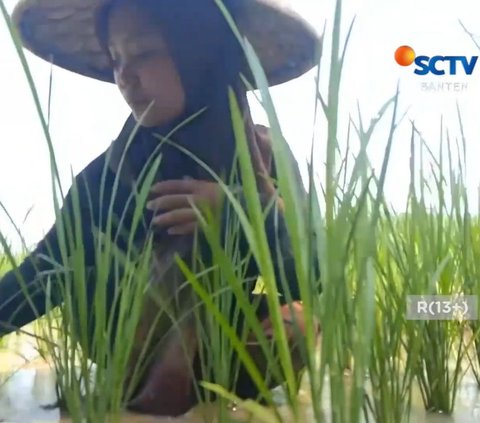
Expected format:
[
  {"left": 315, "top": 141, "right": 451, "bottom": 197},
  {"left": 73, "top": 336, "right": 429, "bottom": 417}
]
[{"left": 1, "top": 0, "right": 480, "bottom": 251}]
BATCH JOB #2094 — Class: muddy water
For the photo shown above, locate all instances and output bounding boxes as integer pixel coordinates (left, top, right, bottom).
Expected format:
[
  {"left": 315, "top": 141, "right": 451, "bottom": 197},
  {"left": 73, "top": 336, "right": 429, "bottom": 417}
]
[{"left": 1, "top": 336, "right": 480, "bottom": 422}]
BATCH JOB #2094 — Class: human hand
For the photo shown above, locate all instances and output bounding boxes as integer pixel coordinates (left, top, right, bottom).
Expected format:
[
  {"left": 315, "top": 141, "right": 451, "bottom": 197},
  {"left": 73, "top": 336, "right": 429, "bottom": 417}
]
[{"left": 147, "top": 179, "right": 221, "bottom": 235}]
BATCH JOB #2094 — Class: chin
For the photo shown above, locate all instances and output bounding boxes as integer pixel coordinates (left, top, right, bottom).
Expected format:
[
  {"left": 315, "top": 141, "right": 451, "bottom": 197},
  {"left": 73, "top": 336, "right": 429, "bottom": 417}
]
[{"left": 132, "top": 110, "right": 161, "bottom": 128}]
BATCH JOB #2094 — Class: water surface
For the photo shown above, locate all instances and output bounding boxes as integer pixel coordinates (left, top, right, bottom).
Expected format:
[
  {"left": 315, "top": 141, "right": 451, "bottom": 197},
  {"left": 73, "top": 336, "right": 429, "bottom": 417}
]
[{"left": 1, "top": 335, "right": 480, "bottom": 423}]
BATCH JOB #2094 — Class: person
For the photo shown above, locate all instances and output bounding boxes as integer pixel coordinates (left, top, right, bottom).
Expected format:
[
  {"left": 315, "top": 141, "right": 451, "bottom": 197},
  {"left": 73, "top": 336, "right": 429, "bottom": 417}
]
[{"left": 1, "top": 0, "right": 320, "bottom": 417}]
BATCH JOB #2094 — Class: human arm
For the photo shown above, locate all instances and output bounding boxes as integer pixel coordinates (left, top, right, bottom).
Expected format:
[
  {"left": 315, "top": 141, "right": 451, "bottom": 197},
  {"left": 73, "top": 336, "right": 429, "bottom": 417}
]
[
  {"left": 145, "top": 152, "right": 308, "bottom": 305},
  {"left": 0, "top": 155, "right": 109, "bottom": 337}
]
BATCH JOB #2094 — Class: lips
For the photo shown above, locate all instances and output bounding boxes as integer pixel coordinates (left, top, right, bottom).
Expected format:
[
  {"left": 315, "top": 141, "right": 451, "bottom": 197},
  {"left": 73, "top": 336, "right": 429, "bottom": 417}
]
[{"left": 124, "top": 90, "right": 148, "bottom": 106}]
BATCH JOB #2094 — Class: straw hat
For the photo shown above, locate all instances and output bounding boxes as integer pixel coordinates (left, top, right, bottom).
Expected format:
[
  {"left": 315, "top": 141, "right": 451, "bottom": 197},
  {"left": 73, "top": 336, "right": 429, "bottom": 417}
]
[{"left": 11, "top": 0, "right": 319, "bottom": 87}]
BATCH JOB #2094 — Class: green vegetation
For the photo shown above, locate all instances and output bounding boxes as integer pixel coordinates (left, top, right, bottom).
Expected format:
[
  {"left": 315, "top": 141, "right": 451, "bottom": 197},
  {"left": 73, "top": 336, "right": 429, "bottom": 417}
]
[{"left": 1, "top": 0, "right": 480, "bottom": 422}]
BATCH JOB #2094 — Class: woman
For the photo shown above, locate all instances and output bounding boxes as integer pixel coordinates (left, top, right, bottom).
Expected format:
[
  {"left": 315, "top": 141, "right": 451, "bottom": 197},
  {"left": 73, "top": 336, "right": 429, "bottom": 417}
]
[{"left": 2, "top": 0, "right": 320, "bottom": 416}]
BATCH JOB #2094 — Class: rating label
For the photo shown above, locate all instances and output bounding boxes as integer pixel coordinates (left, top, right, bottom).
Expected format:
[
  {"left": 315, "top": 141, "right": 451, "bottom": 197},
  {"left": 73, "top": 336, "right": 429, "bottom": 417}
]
[{"left": 406, "top": 295, "right": 477, "bottom": 320}]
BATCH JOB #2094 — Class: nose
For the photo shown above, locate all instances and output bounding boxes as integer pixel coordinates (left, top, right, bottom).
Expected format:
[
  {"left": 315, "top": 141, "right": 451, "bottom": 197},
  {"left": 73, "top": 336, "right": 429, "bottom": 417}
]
[{"left": 114, "top": 62, "right": 139, "bottom": 90}]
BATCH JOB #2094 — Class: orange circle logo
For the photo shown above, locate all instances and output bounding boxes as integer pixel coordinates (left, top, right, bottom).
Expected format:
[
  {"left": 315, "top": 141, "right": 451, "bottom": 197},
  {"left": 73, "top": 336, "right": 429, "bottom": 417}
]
[{"left": 395, "top": 45, "right": 416, "bottom": 66}]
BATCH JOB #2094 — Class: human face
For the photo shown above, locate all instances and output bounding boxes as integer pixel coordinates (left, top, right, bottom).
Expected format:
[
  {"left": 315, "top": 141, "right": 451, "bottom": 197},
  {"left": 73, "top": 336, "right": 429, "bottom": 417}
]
[{"left": 107, "top": 2, "right": 186, "bottom": 127}]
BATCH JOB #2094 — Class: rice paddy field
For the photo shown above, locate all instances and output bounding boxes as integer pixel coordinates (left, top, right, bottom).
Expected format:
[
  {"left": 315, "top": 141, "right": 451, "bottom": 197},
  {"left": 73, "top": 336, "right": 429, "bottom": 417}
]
[{"left": 3, "top": 0, "right": 480, "bottom": 422}]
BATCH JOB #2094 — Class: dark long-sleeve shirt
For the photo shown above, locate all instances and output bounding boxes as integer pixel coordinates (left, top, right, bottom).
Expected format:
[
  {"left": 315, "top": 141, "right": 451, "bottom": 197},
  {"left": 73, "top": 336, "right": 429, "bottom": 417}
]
[{"left": 0, "top": 123, "right": 310, "bottom": 338}]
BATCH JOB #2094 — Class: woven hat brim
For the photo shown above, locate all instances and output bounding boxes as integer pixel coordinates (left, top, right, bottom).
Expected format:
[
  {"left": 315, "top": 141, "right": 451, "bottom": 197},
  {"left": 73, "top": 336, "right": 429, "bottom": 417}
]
[{"left": 12, "top": 0, "right": 320, "bottom": 87}]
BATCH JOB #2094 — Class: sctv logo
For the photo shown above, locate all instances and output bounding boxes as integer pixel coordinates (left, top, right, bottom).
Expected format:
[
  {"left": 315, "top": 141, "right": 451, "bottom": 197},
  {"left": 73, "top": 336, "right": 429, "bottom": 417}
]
[{"left": 395, "top": 45, "right": 478, "bottom": 75}]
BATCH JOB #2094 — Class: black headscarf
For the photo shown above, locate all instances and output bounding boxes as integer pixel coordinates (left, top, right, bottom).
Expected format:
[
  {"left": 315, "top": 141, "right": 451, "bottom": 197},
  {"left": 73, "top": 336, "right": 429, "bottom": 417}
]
[{"left": 97, "top": 0, "right": 258, "bottom": 185}]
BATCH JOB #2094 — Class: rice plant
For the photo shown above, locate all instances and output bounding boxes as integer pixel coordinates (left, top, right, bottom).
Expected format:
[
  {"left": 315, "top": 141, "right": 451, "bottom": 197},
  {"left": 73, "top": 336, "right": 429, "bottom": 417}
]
[{"left": 2, "top": 0, "right": 480, "bottom": 422}]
